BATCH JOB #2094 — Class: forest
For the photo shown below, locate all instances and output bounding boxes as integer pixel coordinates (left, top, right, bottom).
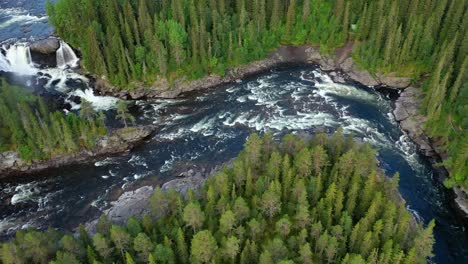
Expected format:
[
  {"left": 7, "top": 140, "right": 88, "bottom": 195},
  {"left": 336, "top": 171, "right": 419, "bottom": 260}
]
[
  {"left": 46, "top": 0, "right": 467, "bottom": 187},
  {"left": 0, "top": 132, "right": 435, "bottom": 263},
  {"left": 0, "top": 79, "right": 106, "bottom": 161}
]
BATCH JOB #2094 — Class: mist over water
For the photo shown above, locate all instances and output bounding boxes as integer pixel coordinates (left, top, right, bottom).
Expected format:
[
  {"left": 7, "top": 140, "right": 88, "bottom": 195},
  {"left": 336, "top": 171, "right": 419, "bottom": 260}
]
[{"left": 0, "top": 1, "right": 467, "bottom": 263}]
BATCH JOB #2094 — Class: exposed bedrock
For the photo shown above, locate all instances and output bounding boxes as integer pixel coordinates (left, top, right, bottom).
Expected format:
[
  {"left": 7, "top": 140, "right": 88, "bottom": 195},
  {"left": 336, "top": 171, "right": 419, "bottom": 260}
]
[{"left": 29, "top": 38, "right": 60, "bottom": 55}]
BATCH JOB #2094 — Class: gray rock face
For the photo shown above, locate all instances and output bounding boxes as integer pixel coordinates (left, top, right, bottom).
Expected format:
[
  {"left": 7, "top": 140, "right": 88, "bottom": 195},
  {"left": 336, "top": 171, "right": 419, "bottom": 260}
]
[
  {"left": 454, "top": 187, "right": 468, "bottom": 220},
  {"left": 105, "top": 186, "right": 154, "bottom": 225},
  {"left": 0, "top": 126, "right": 154, "bottom": 178},
  {"left": 347, "top": 68, "right": 379, "bottom": 86},
  {"left": 339, "top": 58, "right": 354, "bottom": 72},
  {"left": 85, "top": 186, "right": 154, "bottom": 234},
  {"left": 162, "top": 174, "right": 206, "bottom": 196},
  {"left": 393, "top": 87, "right": 435, "bottom": 157},
  {"left": 379, "top": 76, "right": 412, "bottom": 89},
  {"left": 29, "top": 38, "right": 60, "bottom": 54}
]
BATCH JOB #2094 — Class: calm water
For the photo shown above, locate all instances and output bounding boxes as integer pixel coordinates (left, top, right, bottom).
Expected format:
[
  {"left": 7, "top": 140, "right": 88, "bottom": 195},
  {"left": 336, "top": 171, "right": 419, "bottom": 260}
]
[{"left": 0, "top": 1, "right": 466, "bottom": 263}]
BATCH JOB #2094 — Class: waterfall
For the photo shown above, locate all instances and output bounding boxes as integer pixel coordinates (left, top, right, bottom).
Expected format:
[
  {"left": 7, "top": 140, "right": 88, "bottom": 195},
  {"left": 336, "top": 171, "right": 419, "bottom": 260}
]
[
  {"left": 0, "top": 44, "right": 37, "bottom": 75},
  {"left": 56, "top": 41, "right": 79, "bottom": 69}
]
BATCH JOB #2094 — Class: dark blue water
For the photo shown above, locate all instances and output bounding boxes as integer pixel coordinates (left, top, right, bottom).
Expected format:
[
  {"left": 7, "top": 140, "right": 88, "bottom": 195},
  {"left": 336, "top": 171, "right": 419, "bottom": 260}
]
[
  {"left": 0, "top": 0, "right": 55, "bottom": 41},
  {"left": 0, "top": 1, "right": 466, "bottom": 263}
]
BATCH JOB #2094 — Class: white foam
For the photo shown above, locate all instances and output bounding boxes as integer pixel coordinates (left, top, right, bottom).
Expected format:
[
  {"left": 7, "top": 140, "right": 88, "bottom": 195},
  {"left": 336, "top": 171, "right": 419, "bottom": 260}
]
[
  {"left": 10, "top": 183, "right": 40, "bottom": 205},
  {"left": 71, "top": 88, "right": 119, "bottom": 111},
  {"left": 0, "top": 43, "right": 37, "bottom": 75},
  {"left": 313, "top": 70, "right": 375, "bottom": 102},
  {"left": 160, "top": 154, "right": 180, "bottom": 173},
  {"left": 406, "top": 205, "right": 423, "bottom": 222},
  {"left": 190, "top": 116, "right": 216, "bottom": 136},
  {"left": 95, "top": 157, "right": 119, "bottom": 167},
  {"left": 39, "top": 67, "right": 88, "bottom": 93},
  {"left": 37, "top": 190, "right": 63, "bottom": 212},
  {"left": 56, "top": 41, "right": 79, "bottom": 68},
  {"left": 128, "top": 155, "right": 148, "bottom": 168},
  {"left": 0, "top": 8, "right": 47, "bottom": 30}
]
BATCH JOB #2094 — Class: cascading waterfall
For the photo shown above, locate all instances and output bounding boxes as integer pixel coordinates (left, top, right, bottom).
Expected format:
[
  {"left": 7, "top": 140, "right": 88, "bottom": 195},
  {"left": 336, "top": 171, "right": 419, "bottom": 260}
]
[
  {"left": 0, "top": 44, "right": 37, "bottom": 75},
  {"left": 56, "top": 41, "right": 79, "bottom": 69}
]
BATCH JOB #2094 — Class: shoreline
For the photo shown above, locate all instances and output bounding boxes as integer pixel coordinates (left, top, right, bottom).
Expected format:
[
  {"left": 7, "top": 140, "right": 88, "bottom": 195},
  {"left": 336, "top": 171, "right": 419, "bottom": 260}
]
[{"left": 93, "top": 43, "right": 413, "bottom": 100}]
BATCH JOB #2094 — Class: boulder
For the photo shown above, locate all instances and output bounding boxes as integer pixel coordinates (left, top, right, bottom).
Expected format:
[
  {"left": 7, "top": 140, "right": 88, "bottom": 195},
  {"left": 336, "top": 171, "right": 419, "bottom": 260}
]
[
  {"left": 379, "top": 76, "right": 412, "bottom": 89},
  {"left": 339, "top": 57, "right": 354, "bottom": 72},
  {"left": 29, "top": 38, "right": 60, "bottom": 55},
  {"left": 104, "top": 186, "right": 154, "bottom": 225},
  {"left": 347, "top": 69, "right": 380, "bottom": 86},
  {"left": 304, "top": 46, "right": 322, "bottom": 62},
  {"left": 454, "top": 187, "right": 468, "bottom": 221},
  {"left": 393, "top": 102, "right": 409, "bottom": 121},
  {"left": 162, "top": 174, "right": 206, "bottom": 196},
  {"left": 319, "top": 57, "right": 336, "bottom": 71}
]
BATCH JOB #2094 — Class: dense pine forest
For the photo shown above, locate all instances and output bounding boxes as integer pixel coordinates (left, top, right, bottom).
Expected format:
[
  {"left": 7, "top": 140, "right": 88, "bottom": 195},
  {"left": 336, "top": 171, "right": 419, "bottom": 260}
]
[
  {"left": 0, "top": 79, "right": 106, "bottom": 161},
  {"left": 0, "top": 132, "right": 435, "bottom": 263},
  {"left": 46, "top": 0, "right": 467, "bottom": 187}
]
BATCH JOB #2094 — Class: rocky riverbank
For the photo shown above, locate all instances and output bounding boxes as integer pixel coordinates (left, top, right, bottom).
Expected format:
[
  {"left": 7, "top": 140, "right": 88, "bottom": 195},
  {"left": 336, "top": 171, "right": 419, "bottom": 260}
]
[
  {"left": 84, "top": 161, "right": 230, "bottom": 234},
  {"left": 93, "top": 43, "right": 412, "bottom": 100},
  {"left": 0, "top": 126, "right": 155, "bottom": 178}
]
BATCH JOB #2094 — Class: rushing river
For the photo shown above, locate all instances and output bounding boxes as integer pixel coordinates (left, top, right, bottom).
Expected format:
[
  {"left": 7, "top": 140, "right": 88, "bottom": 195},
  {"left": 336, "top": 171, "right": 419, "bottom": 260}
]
[{"left": 0, "top": 1, "right": 467, "bottom": 263}]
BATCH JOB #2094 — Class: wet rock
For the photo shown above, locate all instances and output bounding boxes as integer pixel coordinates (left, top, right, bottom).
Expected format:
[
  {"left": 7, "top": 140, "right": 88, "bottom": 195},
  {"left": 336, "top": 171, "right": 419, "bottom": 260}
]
[
  {"left": 29, "top": 38, "right": 60, "bottom": 55},
  {"left": 394, "top": 87, "right": 437, "bottom": 157},
  {"left": 68, "top": 95, "right": 81, "bottom": 105},
  {"left": 454, "top": 187, "right": 468, "bottom": 221}
]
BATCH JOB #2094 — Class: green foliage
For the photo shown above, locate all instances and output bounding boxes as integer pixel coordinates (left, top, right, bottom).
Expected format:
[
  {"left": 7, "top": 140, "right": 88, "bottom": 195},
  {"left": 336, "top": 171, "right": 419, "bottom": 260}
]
[
  {"left": 1, "top": 132, "right": 435, "bottom": 263},
  {"left": 48, "top": 0, "right": 348, "bottom": 87},
  {"left": 349, "top": 0, "right": 467, "bottom": 186},
  {"left": 0, "top": 79, "right": 106, "bottom": 161},
  {"left": 47, "top": 0, "right": 467, "bottom": 186}
]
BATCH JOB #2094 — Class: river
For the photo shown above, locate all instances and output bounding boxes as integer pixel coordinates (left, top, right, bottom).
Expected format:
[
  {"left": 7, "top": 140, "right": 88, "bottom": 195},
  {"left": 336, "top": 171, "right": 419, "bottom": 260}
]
[{"left": 0, "top": 1, "right": 467, "bottom": 263}]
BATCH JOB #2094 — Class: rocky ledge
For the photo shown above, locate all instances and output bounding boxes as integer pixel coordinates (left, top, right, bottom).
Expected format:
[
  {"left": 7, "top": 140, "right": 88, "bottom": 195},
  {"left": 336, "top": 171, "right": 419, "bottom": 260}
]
[
  {"left": 454, "top": 187, "right": 468, "bottom": 222},
  {"left": 393, "top": 87, "right": 468, "bottom": 222},
  {"left": 393, "top": 87, "right": 435, "bottom": 157},
  {"left": 94, "top": 43, "right": 412, "bottom": 100},
  {"left": 0, "top": 126, "right": 154, "bottom": 178},
  {"left": 84, "top": 162, "right": 228, "bottom": 234}
]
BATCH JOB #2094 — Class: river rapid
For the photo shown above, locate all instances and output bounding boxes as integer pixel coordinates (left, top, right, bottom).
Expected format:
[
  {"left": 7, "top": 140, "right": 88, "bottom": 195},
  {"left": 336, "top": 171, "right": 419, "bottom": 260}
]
[{"left": 0, "top": 1, "right": 467, "bottom": 263}]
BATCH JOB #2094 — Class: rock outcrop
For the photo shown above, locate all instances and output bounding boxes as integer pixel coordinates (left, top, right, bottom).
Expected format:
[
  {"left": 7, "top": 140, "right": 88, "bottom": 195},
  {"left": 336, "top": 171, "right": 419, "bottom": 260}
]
[
  {"left": 29, "top": 38, "right": 60, "bottom": 54},
  {"left": 0, "top": 126, "right": 155, "bottom": 178},
  {"left": 393, "top": 87, "right": 435, "bottom": 157},
  {"left": 454, "top": 187, "right": 468, "bottom": 221}
]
